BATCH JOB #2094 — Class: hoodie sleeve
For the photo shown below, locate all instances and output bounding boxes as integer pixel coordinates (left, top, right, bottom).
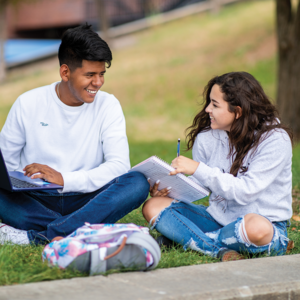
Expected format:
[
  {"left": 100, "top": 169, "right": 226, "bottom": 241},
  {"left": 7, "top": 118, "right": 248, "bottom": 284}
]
[
  {"left": 0, "top": 98, "right": 26, "bottom": 171},
  {"left": 192, "top": 131, "right": 292, "bottom": 205},
  {"left": 188, "top": 132, "right": 211, "bottom": 186}
]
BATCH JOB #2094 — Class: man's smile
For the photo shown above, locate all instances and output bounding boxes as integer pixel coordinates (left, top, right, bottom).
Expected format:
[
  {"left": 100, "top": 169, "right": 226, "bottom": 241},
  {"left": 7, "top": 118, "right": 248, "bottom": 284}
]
[{"left": 85, "top": 88, "right": 98, "bottom": 95}]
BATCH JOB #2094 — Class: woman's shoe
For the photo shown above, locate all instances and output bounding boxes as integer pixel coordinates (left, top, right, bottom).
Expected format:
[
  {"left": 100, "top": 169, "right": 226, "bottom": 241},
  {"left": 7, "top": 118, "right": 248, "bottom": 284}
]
[{"left": 217, "top": 249, "right": 244, "bottom": 262}]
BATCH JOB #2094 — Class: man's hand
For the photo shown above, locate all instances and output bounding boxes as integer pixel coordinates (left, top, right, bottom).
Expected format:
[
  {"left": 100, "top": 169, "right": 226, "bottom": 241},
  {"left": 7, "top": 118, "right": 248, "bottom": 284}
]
[
  {"left": 149, "top": 179, "right": 171, "bottom": 198},
  {"left": 169, "top": 156, "right": 200, "bottom": 176},
  {"left": 23, "top": 163, "right": 64, "bottom": 186}
]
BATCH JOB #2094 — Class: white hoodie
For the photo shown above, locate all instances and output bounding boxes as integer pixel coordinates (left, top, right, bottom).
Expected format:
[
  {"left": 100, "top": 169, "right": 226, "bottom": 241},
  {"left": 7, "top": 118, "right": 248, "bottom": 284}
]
[{"left": 190, "top": 129, "right": 292, "bottom": 225}]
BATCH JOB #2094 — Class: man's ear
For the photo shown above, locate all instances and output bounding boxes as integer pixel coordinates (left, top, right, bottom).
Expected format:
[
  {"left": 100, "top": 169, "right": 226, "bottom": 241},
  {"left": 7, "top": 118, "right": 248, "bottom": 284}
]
[
  {"left": 236, "top": 106, "right": 242, "bottom": 119},
  {"left": 59, "top": 64, "right": 71, "bottom": 82}
]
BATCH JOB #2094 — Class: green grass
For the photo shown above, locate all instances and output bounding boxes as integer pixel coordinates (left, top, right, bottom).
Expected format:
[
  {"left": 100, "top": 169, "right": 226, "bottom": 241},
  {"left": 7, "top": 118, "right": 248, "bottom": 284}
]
[
  {"left": 0, "top": 244, "right": 86, "bottom": 285},
  {"left": 0, "top": 140, "right": 299, "bottom": 285},
  {"left": 0, "top": 0, "right": 299, "bottom": 286},
  {"left": 292, "top": 143, "right": 300, "bottom": 189},
  {"left": 0, "top": 0, "right": 278, "bottom": 140}
]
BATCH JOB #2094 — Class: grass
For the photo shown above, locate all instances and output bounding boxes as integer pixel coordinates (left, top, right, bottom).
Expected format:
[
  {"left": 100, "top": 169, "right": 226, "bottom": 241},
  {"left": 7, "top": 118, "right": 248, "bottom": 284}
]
[
  {"left": 104, "top": 0, "right": 277, "bottom": 142},
  {"left": 292, "top": 143, "right": 300, "bottom": 189},
  {"left": 0, "top": 244, "right": 86, "bottom": 285},
  {"left": 0, "top": 140, "right": 299, "bottom": 285},
  {"left": 0, "top": 0, "right": 299, "bottom": 286},
  {"left": 0, "top": 0, "right": 277, "bottom": 141}
]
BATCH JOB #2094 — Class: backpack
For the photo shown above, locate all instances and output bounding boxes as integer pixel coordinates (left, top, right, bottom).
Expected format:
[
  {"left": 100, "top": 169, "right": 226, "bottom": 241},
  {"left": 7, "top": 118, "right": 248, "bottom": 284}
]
[{"left": 42, "top": 223, "right": 161, "bottom": 275}]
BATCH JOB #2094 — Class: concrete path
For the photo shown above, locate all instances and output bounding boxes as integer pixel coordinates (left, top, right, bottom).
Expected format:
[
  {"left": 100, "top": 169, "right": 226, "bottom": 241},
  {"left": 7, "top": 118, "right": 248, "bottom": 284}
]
[{"left": 1, "top": 254, "right": 300, "bottom": 300}]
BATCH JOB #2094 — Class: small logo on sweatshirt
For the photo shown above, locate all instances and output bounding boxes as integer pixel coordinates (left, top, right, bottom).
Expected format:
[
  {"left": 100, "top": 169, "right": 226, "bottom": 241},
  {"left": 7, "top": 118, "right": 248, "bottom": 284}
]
[{"left": 40, "top": 122, "right": 48, "bottom": 126}]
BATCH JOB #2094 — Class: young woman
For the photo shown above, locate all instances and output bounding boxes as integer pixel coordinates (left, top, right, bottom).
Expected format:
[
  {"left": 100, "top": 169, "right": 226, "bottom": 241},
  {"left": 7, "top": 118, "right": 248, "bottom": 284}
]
[{"left": 142, "top": 72, "right": 293, "bottom": 261}]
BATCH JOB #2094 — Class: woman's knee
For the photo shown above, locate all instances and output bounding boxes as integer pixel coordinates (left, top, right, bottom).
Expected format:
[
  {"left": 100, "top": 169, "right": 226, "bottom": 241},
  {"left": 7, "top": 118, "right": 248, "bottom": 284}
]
[
  {"left": 244, "top": 213, "right": 274, "bottom": 246},
  {"left": 142, "top": 197, "right": 173, "bottom": 225}
]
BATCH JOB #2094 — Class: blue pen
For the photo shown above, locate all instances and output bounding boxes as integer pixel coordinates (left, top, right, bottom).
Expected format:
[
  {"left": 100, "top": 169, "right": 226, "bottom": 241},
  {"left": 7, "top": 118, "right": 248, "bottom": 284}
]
[{"left": 177, "top": 138, "right": 181, "bottom": 157}]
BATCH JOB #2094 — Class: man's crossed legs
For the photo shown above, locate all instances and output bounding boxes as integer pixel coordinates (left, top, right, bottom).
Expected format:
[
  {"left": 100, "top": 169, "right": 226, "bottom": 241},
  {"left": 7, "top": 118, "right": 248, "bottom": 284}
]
[{"left": 0, "top": 171, "right": 149, "bottom": 245}]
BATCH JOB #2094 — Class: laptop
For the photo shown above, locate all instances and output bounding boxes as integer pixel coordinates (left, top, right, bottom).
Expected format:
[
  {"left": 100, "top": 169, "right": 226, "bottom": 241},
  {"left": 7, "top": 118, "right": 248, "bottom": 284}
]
[{"left": 0, "top": 149, "right": 63, "bottom": 192}]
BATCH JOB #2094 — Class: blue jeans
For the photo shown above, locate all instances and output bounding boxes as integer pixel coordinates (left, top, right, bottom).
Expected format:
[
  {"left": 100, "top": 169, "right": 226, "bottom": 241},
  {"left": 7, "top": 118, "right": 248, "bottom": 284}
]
[
  {"left": 153, "top": 201, "right": 289, "bottom": 257},
  {"left": 0, "top": 171, "right": 149, "bottom": 245}
]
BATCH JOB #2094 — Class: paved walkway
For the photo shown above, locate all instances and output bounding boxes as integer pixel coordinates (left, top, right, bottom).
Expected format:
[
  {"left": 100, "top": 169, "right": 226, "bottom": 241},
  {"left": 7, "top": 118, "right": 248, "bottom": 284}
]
[{"left": 1, "top": 254, "right": 300, "bottom": 300}]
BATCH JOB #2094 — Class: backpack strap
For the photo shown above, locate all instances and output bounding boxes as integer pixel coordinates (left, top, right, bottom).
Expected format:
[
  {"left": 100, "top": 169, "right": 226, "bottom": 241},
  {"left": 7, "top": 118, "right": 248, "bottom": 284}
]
[
  {"left": 126, "top": 232, "right": 161, "bottom": 270},
  {"left": 90, "top": 248, "right": 107, "bottom": 275},
  {"left": 104, "top": 236, "right": 127, "bottom": 260}
]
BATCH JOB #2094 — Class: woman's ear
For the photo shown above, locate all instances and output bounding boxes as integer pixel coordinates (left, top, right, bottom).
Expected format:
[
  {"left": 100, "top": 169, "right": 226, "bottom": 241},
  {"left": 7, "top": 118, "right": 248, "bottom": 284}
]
[{"left": 235, "top": 106, "right": 242, "bottom": 119}]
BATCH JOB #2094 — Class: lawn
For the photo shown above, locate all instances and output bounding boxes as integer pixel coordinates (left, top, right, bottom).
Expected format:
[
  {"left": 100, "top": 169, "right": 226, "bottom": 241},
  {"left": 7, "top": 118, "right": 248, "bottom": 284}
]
[
  {"left": 0, "top": 0, "right": 299, "bottom": 285},
  {"left": 0, "top": 140, "right": 299, "bottom": 285}
]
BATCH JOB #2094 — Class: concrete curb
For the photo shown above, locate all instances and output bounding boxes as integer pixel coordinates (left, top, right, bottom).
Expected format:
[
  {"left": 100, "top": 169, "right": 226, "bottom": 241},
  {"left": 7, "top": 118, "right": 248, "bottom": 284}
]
[{"left": 0, "top": 254, "right": 300, "bottom": 300}]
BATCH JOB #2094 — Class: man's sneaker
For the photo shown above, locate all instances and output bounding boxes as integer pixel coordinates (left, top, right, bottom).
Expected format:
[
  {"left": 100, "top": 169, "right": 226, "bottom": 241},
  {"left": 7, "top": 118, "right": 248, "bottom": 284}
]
[
  {"left": 0, "top": 223, "right": 30, "bottom": 245},
  {"left": 217, "top": 249, "right": 244, "bottom": 262}
]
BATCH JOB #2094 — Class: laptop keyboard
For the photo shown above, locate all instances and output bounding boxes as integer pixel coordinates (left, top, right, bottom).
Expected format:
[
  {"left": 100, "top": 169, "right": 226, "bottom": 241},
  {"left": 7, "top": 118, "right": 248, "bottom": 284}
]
[{"left": 10, "top": 176, "right": 40, "bottom": 188}]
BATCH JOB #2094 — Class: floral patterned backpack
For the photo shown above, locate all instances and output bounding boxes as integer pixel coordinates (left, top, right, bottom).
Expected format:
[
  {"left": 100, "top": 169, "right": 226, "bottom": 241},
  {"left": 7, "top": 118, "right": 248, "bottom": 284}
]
[{"left": 42, "top": 223, "right": 161, "bottom": 275}]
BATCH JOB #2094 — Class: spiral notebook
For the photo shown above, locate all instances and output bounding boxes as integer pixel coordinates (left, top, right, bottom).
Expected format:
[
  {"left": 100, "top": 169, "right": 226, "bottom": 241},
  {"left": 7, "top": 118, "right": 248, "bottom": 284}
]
[{"left": 129, "top": 156, "right": 210, "bottom": 203}]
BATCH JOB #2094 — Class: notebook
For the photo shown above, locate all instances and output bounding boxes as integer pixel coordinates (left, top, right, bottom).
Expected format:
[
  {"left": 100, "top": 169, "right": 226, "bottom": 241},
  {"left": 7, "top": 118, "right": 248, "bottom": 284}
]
[
  {"left": 129, "top": 156, "right": 210, "bottom": 203},
  {"left": 0, "top": 149, "right": 63, "bottom": 192}
]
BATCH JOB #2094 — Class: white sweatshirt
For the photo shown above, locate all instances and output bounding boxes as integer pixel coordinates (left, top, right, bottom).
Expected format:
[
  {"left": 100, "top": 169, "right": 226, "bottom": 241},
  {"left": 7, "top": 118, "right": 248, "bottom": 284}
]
[
  {"left": 190, "top": 129, "right": 292, "bottom": 225},
  {"left": 0, "top": 82, "right": 130, "bottom": 193}
]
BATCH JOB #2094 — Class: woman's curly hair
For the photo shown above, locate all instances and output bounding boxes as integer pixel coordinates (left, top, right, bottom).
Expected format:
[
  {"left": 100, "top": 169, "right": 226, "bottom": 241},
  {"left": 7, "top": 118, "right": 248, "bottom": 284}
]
[{"left": 186, "top": 72, "right": 293, "bottom": 176}]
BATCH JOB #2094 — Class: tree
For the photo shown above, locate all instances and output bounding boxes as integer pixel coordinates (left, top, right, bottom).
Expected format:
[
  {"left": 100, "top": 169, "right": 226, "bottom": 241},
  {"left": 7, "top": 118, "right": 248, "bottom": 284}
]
[{"left": 276, "top": 0, "right": 300, "bottom": 140}]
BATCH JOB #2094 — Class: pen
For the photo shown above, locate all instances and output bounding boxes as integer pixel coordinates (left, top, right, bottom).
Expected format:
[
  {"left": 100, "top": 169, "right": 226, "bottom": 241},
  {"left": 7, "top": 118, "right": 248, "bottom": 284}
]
[{"left": 177, "top": 138, "right": 180, "bottom": 157}]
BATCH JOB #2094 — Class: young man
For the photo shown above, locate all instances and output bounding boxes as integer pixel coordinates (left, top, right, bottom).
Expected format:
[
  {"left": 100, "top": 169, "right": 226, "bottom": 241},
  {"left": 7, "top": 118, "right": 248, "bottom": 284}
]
[{"left": 0, "top": 24, "right": 149, "bottom": 245}]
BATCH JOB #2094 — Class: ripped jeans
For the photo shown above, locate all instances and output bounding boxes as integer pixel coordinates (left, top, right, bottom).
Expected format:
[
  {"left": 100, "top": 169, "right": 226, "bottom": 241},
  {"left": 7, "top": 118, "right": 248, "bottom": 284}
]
[{"left": 152, "top": 202, "right": 289, "bottom": 257}]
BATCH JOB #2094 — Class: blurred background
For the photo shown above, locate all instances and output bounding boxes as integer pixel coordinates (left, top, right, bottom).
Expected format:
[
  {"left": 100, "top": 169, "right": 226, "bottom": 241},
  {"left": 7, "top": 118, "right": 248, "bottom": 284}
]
[
  {"left": 1, "top": 0, "right": 216, "bottom": 68},
  {"left": 0, "top": 0, "right": 299, "bottom": 188},
  {"left": 5, "top": 0, "right": 208, "bottom": 39}
]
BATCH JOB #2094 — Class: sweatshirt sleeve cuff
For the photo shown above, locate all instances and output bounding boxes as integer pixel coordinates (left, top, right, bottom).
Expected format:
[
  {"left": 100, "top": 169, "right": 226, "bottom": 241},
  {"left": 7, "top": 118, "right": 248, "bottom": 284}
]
[
  {"left": 61, "top": 171, "right": 87, "bottom": 193},
  {"left": 193, "top": 161, "right": 214, "bottom": 187}
]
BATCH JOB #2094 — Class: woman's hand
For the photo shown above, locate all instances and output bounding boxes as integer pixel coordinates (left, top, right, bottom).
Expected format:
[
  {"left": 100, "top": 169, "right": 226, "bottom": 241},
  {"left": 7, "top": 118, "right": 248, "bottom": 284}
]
[
  {"left": 169, "top": 156, "right": 200, "bottom": 176},
  {"left": 149, "top": 179, "right": 171, "bottom": 197}
]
